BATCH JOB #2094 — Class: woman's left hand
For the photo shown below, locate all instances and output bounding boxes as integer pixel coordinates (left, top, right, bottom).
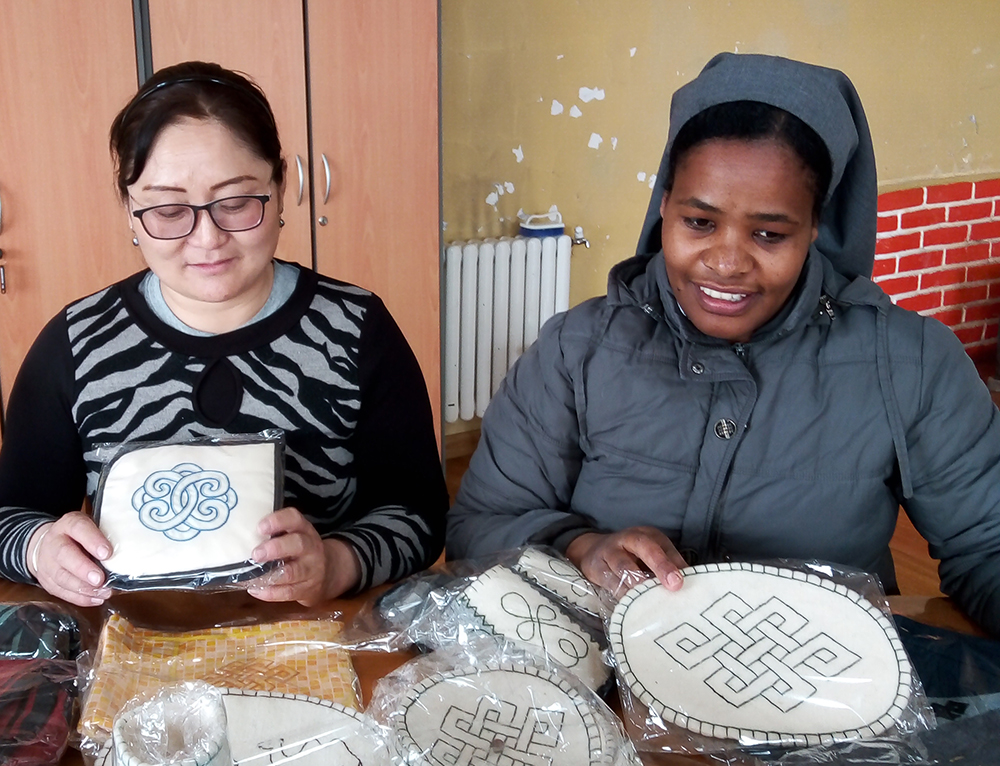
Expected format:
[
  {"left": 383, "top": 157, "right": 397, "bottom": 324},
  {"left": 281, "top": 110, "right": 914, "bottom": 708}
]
[{"left": 247, "top": 507, "right": 361, "bottom": 606}]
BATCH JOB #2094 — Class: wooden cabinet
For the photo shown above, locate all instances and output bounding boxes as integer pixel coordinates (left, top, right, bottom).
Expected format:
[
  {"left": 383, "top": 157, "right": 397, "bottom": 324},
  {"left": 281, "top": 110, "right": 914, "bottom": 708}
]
[
  {"left": 0, "top": 2, "right": 144, "bottom": 444},
  {"left": 147, "top": 0, "right": 442, "bottom": 435},
  {"left": 0, "top": 1, "right": 440, "bottom": 445}
]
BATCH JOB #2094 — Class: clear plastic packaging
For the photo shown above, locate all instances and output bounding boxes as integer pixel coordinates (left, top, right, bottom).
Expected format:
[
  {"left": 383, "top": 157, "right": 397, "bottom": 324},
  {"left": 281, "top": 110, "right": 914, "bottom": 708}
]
[
  {"left": 0, "top": 658, "right": 78, "bottom": 765},
  {"left": 605, "top": 560, "right": 936, "bottom": 759},
  {"left": 367, "top": 636, "right": 641, "bottom": 766},
  {"left": 347, "top": 546, "right": 612, "bottom": 694},
  {"left": 91, "top": 684, "right": 400, "bottom": 766},
  {"left": 0, "top": 601, "right": 84, "bottom": 660},
  {"left": 92, "top": 429, "right": 285, "bottom": 591},
  {"left": 77, "top": 609, "right": 360, "bottom": 758},
  {"left": 112, "top": 682, "right": 230, "bottom": 766}
]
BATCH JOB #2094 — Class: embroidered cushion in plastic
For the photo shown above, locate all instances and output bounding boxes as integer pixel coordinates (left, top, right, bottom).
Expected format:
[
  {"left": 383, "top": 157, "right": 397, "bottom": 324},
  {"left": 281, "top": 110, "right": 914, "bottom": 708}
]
[
  {"left": 96, "top": 690, "right": 393, "bottom": 766},
  {"left": 95, "top": 440, "right": 280, "bottom": 589},
  {"left": 456, "top": 564, "right": 611, "bottom": 693},
  {"left": 609, "top": 562, "right": 917, "bottom": 747},
  {"left": 393, "top": 663, "right": 624, "bottom": 766}
]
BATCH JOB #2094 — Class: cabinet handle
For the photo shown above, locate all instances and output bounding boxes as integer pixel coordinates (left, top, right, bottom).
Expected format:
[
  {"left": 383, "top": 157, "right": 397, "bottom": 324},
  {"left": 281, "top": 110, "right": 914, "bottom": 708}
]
[
  {"left": 321, "top": 153, "right": 331, "bottom": 204},
  {"left": 295, "top": 155, "right": 304, "bottom": 206},
  {"left": 0, "top": 262, "right": 6, "bottom": 294}
]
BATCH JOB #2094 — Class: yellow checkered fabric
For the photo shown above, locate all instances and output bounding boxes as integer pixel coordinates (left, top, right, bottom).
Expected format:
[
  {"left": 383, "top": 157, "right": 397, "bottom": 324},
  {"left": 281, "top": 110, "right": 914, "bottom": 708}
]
[{"left": 79, "top": 613, "right": 358, "bottom": 745}]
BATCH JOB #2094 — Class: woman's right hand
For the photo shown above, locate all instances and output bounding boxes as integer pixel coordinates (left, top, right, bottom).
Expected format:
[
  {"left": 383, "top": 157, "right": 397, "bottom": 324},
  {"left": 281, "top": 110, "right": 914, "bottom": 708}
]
[
  {"left": 27, "top": 513, "right": 112, "bottom": 606},
  {"left": 565, "top": 526, "right": 688, "bottom": 597}
]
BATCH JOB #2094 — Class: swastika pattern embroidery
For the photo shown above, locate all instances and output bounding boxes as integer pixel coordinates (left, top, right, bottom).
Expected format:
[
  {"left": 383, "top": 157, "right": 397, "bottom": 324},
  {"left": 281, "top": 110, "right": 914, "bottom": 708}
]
[
  {"left": 131, "top": 463, "right": 237, "bottom": 541},
  {"left": 430, "top": 698, "right": 565, "bottom": 766},
  {"left": 655, "top": 593, "right": 861, "bottom": 712}
]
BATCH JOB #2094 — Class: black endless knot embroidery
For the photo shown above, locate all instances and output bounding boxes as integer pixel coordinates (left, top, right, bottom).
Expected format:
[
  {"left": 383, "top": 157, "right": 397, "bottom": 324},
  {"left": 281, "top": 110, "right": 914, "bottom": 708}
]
[
  {"left": 429, "top": 697, "right": 566, "bottom": 766},
  {"left": 654, "top": 593, "right": 861, "bottom": 712}
]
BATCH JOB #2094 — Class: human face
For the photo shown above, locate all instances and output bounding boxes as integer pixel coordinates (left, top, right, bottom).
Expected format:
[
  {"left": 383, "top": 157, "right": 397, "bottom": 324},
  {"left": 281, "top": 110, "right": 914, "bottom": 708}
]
[
  {"left": 127, "top": 118, "right": 283, "bottom": 329},
  {"left": 659, "top": 138, "right": 819, "bottom": 343}
]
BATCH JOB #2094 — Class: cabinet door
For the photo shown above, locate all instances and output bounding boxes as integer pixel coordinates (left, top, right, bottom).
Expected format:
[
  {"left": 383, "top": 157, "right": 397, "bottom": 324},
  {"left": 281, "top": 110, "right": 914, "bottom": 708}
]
[
  {"left": 307, "top": 0, "right": 442, "bottom": 433},
  {"left": 147, "top": 0, "right": 312, "bottom": 270},
  {"left": 0, "top": 1, "right": 142, "bottom": 439}
]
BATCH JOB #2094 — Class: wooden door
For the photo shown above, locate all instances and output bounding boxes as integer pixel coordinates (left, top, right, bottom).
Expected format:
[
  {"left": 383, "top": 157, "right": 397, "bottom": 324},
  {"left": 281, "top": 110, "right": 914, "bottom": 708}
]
[
  {"left": 307, "top": 0, "right": 442, "bottom": 434},
  {"left": 147, "top": 0, "right": 312, "bottom": 270},
  {"left": 0, "top": 1, "right": 143, "bottom": 439}
]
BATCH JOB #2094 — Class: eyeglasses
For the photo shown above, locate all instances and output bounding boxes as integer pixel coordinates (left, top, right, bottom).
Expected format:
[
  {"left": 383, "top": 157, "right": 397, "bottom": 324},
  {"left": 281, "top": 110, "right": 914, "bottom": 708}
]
[{"left": 131, "top": 194, "right": 271, "bottom": 240}]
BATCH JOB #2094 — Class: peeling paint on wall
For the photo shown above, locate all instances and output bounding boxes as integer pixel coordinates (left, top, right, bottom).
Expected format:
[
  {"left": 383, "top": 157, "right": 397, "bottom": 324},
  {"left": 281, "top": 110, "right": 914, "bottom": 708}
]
[
  {"left": 513, "top": 145, "right": 524, "bottom": 162},
  {"left": 637, "top": 172, "right": 647, "bottom": 182},
  {"left": 570, "top": 105, "right": 582, "bottom": 118},
  {"left": 630, "top": 47, "right": 637, "bottom": 57},
  {"left": 611, "top": 137, "right": 618, "bottom": 150},
  {"left": 551, "top": 100, "right": 564, "bottom": 115},
  {"left": 588, "top": 133, "right": 603, "bottom": 149},
  {"left": 579, "top": 86, "right": 605, "bottom": 103}
]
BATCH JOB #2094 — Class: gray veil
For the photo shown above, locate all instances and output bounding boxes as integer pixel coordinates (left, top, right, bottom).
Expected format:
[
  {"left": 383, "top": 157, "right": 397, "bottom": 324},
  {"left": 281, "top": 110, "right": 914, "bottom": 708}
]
[{"left": 635, "top": 52, "right": 878, "bottom": 281}]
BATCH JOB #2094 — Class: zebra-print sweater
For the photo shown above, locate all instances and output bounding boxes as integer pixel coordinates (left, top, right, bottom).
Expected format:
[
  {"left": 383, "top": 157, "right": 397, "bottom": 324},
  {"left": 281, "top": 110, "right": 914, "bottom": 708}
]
[{"left": 0, "top": 264, "right": 447, "bottom": 592}]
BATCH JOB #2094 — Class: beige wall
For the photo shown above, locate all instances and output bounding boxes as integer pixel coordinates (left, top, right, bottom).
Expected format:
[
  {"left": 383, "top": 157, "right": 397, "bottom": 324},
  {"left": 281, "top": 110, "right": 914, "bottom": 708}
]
[{"left": 442, "top": 0, "right": 1000, "bottom": 305}]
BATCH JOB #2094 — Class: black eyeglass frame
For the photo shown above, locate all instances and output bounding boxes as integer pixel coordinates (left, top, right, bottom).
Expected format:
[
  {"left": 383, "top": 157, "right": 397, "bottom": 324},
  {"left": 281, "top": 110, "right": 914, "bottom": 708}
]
[{"left": 130, "top": 193, "right": 272, "bottom": 240}]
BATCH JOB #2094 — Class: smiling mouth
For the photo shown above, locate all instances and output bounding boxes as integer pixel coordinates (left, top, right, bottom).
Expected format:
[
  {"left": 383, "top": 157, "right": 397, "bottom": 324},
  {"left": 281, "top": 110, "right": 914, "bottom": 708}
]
[{"left": 700, "top": 286, "right": 748, "bottom": 302}]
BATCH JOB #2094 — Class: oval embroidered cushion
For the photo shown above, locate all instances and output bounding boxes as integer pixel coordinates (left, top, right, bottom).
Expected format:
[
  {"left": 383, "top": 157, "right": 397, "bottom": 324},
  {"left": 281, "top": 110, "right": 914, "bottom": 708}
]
[{"left": 609, "top": 563, "right": 915, "bottom": 747}]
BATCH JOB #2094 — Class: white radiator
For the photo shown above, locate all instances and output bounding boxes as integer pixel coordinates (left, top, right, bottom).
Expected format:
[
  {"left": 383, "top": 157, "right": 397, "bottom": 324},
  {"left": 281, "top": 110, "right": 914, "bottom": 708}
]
[{"left": 443, "top": 235, "right": 571, "bottom": 422}]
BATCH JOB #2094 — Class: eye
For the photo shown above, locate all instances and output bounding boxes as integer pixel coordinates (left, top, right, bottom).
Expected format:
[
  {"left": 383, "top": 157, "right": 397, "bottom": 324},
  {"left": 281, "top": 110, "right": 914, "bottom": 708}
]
[
  {"left": 684, "top": 217, "right": 714, "bottom": 232},
  {"left": 754, "top": 229, "right": 788, "bottom": 244},
  {"left": 217, "top": 198, "right": 251, "bottom": 214},
  {"left": 149, "top": 206, "right": 187, "bottom": 221}
]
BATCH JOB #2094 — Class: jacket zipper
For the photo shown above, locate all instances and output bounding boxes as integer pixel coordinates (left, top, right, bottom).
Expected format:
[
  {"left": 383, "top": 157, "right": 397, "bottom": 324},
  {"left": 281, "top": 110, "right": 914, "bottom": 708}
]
[{"left": 820, "top": 294, "right": 835, "bottom": 319}]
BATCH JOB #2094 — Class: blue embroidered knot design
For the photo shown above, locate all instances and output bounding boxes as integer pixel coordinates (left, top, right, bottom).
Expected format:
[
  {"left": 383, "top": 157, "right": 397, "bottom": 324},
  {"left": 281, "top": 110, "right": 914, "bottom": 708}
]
[{"left": 131, "top": 463, "right": 237, "bottom": 541}]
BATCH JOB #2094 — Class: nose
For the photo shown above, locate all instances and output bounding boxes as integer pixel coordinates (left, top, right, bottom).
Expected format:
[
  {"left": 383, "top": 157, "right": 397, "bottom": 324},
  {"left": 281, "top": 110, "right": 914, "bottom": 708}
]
[
  {"left": 186, "top": 207, "right": 228, "bottom": 249},
  {"left": 703, "top": 228, "right": 753, "bottom": 278}
]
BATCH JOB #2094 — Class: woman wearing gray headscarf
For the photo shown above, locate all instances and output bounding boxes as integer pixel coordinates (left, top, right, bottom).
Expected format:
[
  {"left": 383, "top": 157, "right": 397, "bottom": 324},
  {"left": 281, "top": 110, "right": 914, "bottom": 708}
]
[{"left": 448, "top": 53, "right": 1000, "bottom": 637}]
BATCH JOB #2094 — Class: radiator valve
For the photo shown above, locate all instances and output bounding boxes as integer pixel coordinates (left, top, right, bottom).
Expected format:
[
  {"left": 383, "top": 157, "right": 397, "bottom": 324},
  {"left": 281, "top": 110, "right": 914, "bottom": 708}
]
[{"left": 571, "top": 226, "right": 590, "bottom": 248}]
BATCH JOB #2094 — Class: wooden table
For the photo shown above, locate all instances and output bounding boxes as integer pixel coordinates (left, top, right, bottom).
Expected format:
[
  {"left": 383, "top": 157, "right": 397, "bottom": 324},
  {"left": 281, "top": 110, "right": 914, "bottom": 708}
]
[{"left": 0, "top": 581, "right": 981, "bottom": 765}]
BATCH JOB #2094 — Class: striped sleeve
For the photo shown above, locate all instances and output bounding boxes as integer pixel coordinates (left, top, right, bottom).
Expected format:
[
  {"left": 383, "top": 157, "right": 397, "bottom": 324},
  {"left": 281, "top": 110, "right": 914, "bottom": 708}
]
[
  {"left": 0, "top": 313, "right": 87, "bottom": 583},
  {"left": 340, "top": 296, "right": 448, "bottom": 591}
]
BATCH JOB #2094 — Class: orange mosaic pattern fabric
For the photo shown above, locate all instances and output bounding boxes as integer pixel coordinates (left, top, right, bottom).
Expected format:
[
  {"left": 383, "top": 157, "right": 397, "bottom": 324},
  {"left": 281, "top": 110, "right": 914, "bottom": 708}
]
[{"left": 79, "top": 613, "right": 358, "bottom": 744}]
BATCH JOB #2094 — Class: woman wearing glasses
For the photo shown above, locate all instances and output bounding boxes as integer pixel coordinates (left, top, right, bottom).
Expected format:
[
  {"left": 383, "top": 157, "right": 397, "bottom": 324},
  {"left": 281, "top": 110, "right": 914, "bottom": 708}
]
[{"left": 0, "top": 61, "right": 447, "bottom": 607}]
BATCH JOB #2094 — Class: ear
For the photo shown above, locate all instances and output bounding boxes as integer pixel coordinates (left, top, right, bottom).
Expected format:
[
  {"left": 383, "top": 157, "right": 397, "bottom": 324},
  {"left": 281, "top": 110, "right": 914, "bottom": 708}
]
[
  {"left": 659, "top": 190, "right": 669, "bottom": 218},
  {"left": 810, "top": 218, "right": 819, "bottom": 245}
]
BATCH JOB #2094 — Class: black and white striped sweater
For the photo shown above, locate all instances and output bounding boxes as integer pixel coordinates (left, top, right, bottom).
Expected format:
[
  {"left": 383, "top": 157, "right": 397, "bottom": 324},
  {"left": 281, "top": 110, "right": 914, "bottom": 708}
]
[{"left": 0, "top": 263, "right": 448, "bottom": 592}]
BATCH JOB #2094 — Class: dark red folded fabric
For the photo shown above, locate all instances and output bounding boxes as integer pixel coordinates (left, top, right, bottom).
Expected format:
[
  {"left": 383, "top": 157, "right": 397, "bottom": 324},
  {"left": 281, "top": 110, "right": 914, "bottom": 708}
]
[{"left": 0, "top": 660, "right": 77, "bottom": 766}]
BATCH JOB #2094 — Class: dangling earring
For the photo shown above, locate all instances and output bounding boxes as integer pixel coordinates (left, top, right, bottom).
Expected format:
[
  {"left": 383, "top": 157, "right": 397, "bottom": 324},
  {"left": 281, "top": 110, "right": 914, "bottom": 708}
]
[
  {"left": 279, "top": 218, "right": 285, "bottom": 228},
  {"left": 132, "top": 234, "right": 139, "bottom": 246}
]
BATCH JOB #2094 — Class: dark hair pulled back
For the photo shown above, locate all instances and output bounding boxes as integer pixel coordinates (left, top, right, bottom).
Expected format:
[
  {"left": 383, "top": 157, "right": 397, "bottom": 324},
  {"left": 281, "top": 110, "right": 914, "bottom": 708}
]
[
  {"left": 109, "top": 61, "right": 284, "bottom": 203},
  {"left": 665, "top": 101, "right": 832, "bottom": 219}
]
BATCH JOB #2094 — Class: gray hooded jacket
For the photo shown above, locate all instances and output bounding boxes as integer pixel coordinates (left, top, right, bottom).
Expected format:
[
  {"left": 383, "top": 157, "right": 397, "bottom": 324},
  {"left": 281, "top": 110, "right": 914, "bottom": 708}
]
[{"left": 448, "top": 53, "right": 1000, "bottom": 637}]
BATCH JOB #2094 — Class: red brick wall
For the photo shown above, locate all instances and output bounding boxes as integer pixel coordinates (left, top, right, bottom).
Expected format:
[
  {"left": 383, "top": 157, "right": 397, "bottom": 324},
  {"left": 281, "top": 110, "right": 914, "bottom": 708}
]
[{"left": 875, "top": 180, "right": 1000, "bottom": 365}]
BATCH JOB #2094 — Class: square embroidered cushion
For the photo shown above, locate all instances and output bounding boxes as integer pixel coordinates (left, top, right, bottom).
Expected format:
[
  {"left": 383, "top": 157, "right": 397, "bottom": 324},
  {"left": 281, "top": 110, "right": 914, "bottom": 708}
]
[
  {"left": 95, "top": 440, "right": 280, "bottom": 588},
  {"left": 79, "top": 613, "right": 359, "bottom": 745},
  {"left": 0, "top": 659, "right": 78, "bottom": 766}
]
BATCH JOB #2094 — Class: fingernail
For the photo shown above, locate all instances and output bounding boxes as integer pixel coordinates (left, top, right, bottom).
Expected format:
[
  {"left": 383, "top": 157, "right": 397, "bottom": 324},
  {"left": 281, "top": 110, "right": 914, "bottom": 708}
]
[
  {"left": 90, "top": 597, "right": 104, "bottom": 605},
  {"left": 667, "top": 572, "right": 683, "bottom": 589},
  {"left": 251, "top": 548, "right": 264, "bottom": 562},
  {"left": 87, "top": 571, "right": 103, "bottom": 586},
  {"left": 97, "top": 545, "right": 110, "bottom": 559}
]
